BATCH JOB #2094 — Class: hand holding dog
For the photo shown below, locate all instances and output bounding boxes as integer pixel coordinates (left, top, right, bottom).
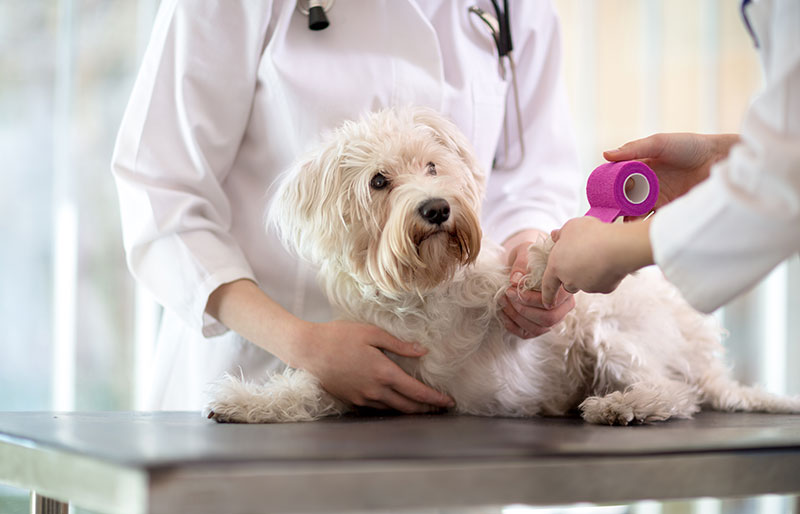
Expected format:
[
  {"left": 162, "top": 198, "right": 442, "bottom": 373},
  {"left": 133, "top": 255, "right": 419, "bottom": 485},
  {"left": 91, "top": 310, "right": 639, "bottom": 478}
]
[
  {"left": 294, "top": 320, "right": 456, "bottom": 413},
  {"left": 501, "top": 232, "right": 575, "bottom": 339},
  {"left": 206, "top": 279, "right": 453, "bottom": 414}
]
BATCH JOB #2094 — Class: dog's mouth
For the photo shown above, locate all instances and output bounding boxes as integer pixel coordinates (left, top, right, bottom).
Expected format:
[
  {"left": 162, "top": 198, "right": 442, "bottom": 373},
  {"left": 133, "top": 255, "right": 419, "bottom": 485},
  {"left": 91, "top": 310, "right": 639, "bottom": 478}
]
[
  {"left": 414, "top": 227, "right": 475, "bottom": 267},
  {"left": 417, "top": 229, "right": 448, "bottom": 245}
]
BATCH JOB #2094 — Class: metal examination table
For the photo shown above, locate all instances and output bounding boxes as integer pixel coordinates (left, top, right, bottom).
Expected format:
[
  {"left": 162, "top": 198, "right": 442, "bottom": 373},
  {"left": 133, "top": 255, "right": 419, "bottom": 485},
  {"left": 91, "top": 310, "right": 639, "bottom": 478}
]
[{"left": 1, "top": 411, "right": 799, "bottom": 514}]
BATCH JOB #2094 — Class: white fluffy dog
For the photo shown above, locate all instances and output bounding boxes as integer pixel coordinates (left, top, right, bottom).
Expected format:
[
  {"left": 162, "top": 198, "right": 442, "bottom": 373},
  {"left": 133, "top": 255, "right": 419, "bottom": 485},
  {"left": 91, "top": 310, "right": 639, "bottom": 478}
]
[{"left": 206, "top": 107, "right": 800, "bottom": 425}]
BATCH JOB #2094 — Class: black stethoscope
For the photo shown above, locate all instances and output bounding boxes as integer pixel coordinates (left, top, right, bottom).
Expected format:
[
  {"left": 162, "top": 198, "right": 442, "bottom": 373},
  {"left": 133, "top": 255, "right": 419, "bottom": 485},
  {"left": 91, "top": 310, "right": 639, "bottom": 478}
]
[
  {"left": 469, "top": 0, "right": 513, "bottom": 59},
  {"left": 296, "top": 0, "right": 334, "bottom": 31},
  {"left": 299, "top": 0, "right": 525, "bottom": 168},
  {"left": 740, "top": 0, "right": 759, "bottom": 48},
  {"left": 469, "top": 1, "right": 525, "bottom": 169}
]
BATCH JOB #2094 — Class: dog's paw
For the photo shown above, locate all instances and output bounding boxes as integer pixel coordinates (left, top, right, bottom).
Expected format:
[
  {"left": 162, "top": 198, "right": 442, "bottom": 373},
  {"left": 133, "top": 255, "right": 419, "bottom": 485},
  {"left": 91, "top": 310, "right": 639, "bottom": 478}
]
[
  {"left": 580, "top": 393, "right": 671, "bottom": 426},
  {"left": 203, "top": 375, "right": 280, "bottom": 423},
  {"left": 204, "top": 369, "right": 348, "bottom": 423},
  {"left": 580, "top": 394, "right": 635, "bottom": 425},
  {"left": 520, "top": 237, "right": 554, "bottom": 292},
  {"left": 204, "top": 404, "right": 250, "bottom": 424}
]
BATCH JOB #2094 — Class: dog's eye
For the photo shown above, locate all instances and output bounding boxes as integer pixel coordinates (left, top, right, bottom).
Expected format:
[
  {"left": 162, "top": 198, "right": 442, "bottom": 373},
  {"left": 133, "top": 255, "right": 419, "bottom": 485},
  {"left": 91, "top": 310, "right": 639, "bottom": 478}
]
[
  {"left": 370, "top": 173, "right": 389, "bottom": 190},
  {"left": 427, "top": 162, "right": 437, "bottom": 176}
]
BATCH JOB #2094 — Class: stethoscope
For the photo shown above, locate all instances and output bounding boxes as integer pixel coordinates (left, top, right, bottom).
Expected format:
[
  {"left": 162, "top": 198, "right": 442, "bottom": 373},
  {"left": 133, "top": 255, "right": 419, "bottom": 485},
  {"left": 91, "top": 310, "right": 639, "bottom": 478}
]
[
  {"left": 468, "top": 1, "right": 525, "bottom": 169},
  {"left": 296, "top": 0, "right": 334, "bottom": 31},
  {"left": 297, "top": 0, "right": 525, "bottom": 168},
  {"left": 740, "top": 0, "right": 759, "bottom": 48}
]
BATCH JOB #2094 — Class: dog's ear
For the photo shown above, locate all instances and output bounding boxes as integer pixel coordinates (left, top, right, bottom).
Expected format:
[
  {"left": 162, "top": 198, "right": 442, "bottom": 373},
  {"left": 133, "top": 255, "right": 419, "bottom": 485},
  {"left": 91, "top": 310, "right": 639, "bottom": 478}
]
[
  {"left": 411, "top": 107, "right": 486, "bottom": 190},
  {"left": 268, "top": 142, "right": 346, "bottom": 264}
]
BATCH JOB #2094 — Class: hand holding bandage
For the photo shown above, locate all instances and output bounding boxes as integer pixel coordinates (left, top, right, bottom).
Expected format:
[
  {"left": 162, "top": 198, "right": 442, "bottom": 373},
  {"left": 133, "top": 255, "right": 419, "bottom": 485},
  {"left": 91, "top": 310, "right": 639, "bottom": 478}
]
[
  {"left": 539, "top": 162, "right": 659, "bottom": 307},
  {"left": 540, "top": 133, "right": 740, "bottom": 307},
  {"left": 602, "top": 133, "right": 740, "bottom": 209}
]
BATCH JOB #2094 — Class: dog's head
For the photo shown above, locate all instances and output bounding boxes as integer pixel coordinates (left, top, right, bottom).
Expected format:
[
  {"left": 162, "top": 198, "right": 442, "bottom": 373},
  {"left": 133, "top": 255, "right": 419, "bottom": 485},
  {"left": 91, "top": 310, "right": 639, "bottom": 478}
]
[{"left": 270, "top": 107, "right": 485, "bottom": 296}]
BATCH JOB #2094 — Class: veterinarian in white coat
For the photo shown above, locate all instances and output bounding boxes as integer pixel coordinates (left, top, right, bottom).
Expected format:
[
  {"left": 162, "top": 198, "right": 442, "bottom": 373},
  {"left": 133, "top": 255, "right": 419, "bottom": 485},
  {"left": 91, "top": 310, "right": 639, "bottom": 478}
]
[
  {"left": 112, "top": 0, "right": 581, "bottom": 411},
  {"left": 540, "top": 0, "right": 800, "bottom": 314}
]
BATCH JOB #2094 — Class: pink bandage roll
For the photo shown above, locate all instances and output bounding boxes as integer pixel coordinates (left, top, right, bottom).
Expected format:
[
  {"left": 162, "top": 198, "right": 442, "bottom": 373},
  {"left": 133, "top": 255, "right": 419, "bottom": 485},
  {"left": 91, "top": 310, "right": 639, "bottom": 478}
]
[{"left": 585, "top": 161, "right": 659, "bottom": 223}]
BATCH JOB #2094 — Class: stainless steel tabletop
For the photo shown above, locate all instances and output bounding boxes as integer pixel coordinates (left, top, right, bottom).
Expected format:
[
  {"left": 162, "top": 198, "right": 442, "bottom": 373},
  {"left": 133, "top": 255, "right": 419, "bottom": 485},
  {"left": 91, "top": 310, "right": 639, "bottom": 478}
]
[{"left": 1, "top": 411, "right": 799, "bottom": 514}]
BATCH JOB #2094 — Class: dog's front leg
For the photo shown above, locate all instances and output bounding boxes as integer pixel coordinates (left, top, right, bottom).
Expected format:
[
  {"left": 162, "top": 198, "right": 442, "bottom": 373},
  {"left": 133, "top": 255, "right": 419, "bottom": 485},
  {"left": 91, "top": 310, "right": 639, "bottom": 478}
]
[
  {"left": 205, "top": 368, "right": 348, "bottom": 423},
  {"left": 520, "top": 237, "right": 555, "bottom": 292}
]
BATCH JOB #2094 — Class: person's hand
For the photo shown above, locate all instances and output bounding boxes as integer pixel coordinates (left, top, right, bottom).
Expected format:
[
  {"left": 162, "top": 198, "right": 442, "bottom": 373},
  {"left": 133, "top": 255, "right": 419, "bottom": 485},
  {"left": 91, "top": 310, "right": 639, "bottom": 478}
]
[
  {"left": 206, "top": 280, "right": 453, "bottom": 413},
  {"left": 604, "top": 133, "right": 739, "bottom": 213},
  {"left": 501, "top": 240, "right": 575, "bottom": 339},
  {"left": 540, "top": 217, "right": 654, "bottom": 307},
  {"left": 291, "top": 320, "right": 455, "bottom": 413}
]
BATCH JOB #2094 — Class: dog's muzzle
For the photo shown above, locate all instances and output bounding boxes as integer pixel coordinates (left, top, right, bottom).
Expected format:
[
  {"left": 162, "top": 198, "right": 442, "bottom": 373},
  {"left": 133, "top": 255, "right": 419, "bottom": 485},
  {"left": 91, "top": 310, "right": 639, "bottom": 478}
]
[{"left": 418, "top": 198, "right": 450, "bottom": 226}]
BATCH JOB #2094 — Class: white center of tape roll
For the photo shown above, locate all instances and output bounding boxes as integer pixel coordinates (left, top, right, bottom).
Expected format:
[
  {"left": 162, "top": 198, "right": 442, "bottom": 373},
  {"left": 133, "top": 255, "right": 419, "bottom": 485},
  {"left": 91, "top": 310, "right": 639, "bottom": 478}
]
[{"left": 623, "top": 173, "right": 650, "bottom": 204}]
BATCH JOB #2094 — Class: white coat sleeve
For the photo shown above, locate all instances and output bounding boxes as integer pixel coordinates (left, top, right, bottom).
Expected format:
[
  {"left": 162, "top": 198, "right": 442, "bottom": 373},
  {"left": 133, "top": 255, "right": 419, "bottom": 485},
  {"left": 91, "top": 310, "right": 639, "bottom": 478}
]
[
  {"left": 482, "top": 0, "right": 582, "bottom": 244},
  {"left": 111, "top": 0, "right": 273, "bottom": 337},
  {"left": 650, "top": 0, "right": 800, "bottom": 313}
]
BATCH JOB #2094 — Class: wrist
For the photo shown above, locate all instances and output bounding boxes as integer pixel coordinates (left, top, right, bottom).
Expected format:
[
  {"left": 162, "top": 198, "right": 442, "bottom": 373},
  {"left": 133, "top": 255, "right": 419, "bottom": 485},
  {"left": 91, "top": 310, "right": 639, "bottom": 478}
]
[
  {"left": 281, "top": 319, "right": 315, "bottom": 368},
  {"left": 615, "top": 219, "right": 654, "bottom": 274}
]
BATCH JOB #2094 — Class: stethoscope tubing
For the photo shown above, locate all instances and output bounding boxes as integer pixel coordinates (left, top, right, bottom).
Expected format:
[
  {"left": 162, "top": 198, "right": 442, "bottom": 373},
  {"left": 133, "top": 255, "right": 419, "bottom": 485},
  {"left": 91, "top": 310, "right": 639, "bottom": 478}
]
[
  {"left": 469, "top": 2, "right": 525, "bottom": 169},
  {"left": 300, "top": 1, "right": 526, "bottom": 169}
]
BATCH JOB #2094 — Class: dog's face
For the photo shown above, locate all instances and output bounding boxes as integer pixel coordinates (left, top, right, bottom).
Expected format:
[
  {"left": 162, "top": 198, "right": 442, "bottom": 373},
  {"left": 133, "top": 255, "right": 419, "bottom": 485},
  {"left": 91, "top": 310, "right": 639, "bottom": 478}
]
[{"left": 271, "top": 108, "right": 485, "bottom": 295}]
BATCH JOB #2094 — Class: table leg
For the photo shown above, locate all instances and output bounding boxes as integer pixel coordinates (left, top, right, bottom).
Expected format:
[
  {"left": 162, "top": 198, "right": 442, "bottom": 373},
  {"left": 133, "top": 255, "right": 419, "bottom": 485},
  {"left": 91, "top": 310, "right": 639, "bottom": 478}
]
[{"left": 30, "top": 491, "right": 68, "bottom": 514}]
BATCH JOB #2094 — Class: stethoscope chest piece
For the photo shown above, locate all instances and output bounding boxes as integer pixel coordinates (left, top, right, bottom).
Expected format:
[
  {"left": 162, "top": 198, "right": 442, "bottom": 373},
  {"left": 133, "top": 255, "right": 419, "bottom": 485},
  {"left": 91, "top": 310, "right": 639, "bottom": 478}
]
[{"left": 296, "top": 0, "right": 335, "bottom": 31}]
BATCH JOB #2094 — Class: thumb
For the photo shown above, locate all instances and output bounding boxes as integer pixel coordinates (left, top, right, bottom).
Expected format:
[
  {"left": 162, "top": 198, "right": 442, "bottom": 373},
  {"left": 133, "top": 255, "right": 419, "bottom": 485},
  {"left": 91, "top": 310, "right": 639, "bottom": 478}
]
[
  {"left": 509, "top": 250, "right": 529, "bottom": 286},
  {"left": 373, "top": 332, "right": 427, "bottom": 358},
  {"left": 540, "top": 264, "right": 562, "bottom": 309},
  {"left": 603, "top": 143, "right": 637, "bottom": 162},
  {"left": 550, "top": 228, "right": 561, "bottom": 242},
  {"left": 603, "top": 135, "right": 662, "bottom": 162}
]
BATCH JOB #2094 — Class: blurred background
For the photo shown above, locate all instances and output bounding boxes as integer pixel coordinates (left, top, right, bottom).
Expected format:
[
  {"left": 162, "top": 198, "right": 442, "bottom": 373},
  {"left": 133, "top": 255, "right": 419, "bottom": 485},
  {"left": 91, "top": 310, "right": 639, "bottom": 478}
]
[{"left": 0, "top": 1, "right": 797, "bottom": 513}]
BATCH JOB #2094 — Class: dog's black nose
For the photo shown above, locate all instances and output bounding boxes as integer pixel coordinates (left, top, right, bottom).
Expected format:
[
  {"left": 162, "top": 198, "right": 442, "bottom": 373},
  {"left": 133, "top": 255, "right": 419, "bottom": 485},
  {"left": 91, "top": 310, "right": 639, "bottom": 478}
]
[{"left": 418, "top": 198, "right": 450, "bottom": 225}]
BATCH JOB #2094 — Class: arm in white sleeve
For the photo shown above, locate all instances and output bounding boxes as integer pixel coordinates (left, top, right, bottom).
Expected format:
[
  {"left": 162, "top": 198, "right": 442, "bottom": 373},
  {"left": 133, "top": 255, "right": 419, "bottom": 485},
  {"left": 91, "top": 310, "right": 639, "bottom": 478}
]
[
  {"left": 650, "top": 0, "right": 800, "bottom": 313},
  {"left": 111, "top": 0, "right": 273, "bottom": 336},
  {"left": 482, "top": 0, "right": 582, "bottom": 244}
]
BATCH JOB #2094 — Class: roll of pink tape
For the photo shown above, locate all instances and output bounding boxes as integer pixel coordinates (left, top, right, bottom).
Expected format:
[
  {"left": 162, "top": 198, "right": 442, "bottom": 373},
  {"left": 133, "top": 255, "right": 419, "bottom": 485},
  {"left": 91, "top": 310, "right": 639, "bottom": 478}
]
[{"left": 585, "top": 161, "right": 659, "bottom": 223}]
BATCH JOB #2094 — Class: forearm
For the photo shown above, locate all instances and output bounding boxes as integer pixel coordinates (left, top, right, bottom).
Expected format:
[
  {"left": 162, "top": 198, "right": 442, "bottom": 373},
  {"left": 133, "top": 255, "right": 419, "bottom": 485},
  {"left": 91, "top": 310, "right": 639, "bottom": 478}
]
[{"left": 205, "top": 279, "right": 308, "bottom": 366}]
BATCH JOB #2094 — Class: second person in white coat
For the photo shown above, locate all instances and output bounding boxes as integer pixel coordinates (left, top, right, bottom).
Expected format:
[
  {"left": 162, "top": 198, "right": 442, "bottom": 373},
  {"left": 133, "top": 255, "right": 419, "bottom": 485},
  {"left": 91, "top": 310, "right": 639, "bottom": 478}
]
[{"left": 540, "top": 0, "right": 799, "bottom": 317}]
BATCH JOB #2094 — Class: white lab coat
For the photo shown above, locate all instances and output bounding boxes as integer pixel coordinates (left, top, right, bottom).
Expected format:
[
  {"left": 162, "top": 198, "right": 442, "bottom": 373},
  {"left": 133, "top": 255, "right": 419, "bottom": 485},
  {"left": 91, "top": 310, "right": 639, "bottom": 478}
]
[
  {"left": 112, "top": 0, "right": 580, "bottom": 410},
  {"left": 650, "top": 0, "right": 800, "bottom": 313}
]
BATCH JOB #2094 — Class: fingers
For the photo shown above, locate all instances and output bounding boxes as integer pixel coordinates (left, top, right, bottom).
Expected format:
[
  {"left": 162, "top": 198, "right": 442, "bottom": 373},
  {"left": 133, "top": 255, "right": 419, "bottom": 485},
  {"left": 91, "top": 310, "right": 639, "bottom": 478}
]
[
  {"left": 499, "top": 288, "right": 575, "bottom": 339},
  {"left": 390, "top": 367, "right": 455, "bottom": 409},
  {"left": 370, "top": 330, "right": 428, "bottom": 358},
  {"left": 360, "top": 400, "right": 392, "bottom": 410},
  {"left": 504, "top": 285, "right": 570, "bottom": 309},
  {"left": 362, "top": 390, "right": 446, "bottom": 415},
  {"left": 507, "top": 245, "right": 530, "bottom": 281},
  {"left": 381, "top": 390, "right": 440, "bottom": 414},
  {"left": 499, "top": 311, "right": 539, "bottom": 339},
  {"left": 540, "top": 264, "right": 563, "bottom": 309},
  {"left": 500, "top": 308, "right": 551, "bottom": 339},
  {"left": 350, "top": 358, "right": 454, "bottom": 413},
  {"left": 603, "top": 134, "right": 665, "bottom": 162},
  {"left": 343, "top": 326, "right": 454, "bottom": 412}
]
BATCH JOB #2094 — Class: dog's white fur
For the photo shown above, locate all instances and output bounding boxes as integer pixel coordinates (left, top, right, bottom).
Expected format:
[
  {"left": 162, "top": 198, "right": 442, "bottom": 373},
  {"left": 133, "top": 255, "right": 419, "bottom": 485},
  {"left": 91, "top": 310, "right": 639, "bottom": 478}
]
[{"left": 206, "top": 107, "right": 800, "bottom": 425}]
